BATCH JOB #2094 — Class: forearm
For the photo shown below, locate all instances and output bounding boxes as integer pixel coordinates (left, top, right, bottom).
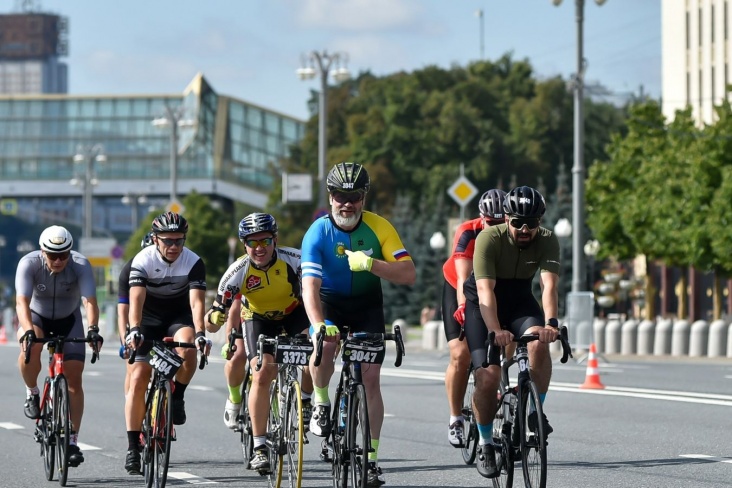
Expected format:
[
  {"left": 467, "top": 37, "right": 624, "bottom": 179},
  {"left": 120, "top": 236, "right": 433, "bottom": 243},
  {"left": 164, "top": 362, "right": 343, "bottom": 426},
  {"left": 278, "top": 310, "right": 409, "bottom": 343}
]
[
  {"left": 369, "top": 260, "right": 416, "bottom": 285},
  {"left": 541, "top": 287, "right": 558, "bottom": 322},
  {"left": 302, "top": 279, "right": 324, "bottom": 325},
  {"left": 117, "top": 304, "right": 129, "bottom": 341},
  {"left": 191, "top": 293, "right": 206, "bottom": 334},
  {"left": 16, "top": 296, "right": 33, "bottom": 331},
  {"left": 85, "top": 299, "right": 100, "bottom": 326}
]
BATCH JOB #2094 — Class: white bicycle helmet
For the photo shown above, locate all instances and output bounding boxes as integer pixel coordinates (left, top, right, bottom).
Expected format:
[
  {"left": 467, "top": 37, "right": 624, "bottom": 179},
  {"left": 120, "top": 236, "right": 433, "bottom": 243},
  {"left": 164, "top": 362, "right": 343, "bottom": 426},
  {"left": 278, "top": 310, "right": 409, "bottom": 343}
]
[{"left": 39, "top": 225, "right": 74, "bottom": 252}]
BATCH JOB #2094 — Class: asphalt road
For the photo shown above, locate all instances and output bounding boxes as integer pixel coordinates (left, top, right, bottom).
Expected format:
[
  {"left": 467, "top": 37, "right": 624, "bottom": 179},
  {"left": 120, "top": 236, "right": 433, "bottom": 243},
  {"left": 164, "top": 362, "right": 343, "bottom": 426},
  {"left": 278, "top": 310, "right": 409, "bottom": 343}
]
[{"left": 1, "top": 341, "right": 731, "bottom": 488}]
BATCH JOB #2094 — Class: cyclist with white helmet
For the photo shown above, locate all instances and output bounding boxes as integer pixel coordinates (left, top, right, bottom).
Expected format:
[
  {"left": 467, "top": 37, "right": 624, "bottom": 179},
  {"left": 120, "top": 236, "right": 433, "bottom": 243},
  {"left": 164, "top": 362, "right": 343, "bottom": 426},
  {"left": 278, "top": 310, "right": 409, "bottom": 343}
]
[
  {"left": 462, "top": 186, "right": 561, "bottom": 478},
  {"left": 15, "top": 225, "right": 102, "bottom": 468},
  {"left": 441, "top": 189, "right": 506, "bottom": 448},
  {"left": 123, "top": 212, "right": 210, "bottom": 475},
  {"left": 205, "top": 212, "right": 313, "bottom": 474}
]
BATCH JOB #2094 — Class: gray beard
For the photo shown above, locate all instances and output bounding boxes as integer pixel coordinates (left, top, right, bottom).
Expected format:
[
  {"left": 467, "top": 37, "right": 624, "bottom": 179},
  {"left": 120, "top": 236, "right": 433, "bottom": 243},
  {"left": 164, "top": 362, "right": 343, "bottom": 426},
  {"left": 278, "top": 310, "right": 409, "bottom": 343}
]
[{"left": 333, "top": 211, "right": 360, "bottom": 228}]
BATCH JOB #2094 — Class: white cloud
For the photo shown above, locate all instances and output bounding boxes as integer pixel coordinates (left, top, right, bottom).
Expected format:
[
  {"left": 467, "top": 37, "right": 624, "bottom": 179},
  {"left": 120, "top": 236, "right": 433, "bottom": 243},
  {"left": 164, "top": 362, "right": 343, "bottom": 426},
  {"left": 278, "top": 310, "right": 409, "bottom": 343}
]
[{"left": 296, "top": 0, "right": 422, "bottom": 31}]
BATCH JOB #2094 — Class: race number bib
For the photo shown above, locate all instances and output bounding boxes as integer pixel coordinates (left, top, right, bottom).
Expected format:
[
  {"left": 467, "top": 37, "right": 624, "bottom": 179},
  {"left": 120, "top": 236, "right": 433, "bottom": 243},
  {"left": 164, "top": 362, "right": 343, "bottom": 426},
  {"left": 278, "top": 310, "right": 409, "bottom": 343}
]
[
  {"left": 341, "top": 339, "right": 385, "bottom": 364},
  {"left": 149, "top": 344, "right": 183, "bottom": 379},
  {"left": 275, "top": 342, "right": 314, "bottom": 365}
]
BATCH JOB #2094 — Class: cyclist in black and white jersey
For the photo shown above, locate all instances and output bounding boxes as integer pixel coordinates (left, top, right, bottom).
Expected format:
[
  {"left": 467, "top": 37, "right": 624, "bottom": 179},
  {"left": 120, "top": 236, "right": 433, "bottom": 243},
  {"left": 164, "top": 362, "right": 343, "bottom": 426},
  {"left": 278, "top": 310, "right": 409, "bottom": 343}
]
[
  {"left": 15, "top": 225, "right": 103, "bottom": 468},
  {"left": 123, "top": 212, "right": 210, "bottom": 475}
]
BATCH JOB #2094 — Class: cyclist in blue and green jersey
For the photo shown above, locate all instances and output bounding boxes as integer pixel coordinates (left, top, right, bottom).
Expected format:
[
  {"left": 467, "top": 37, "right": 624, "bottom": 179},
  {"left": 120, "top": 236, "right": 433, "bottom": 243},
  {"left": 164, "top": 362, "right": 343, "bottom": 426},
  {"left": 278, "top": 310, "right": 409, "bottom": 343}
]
[{"left": 301, "top": 162, "right": 416, "bottom": 487}]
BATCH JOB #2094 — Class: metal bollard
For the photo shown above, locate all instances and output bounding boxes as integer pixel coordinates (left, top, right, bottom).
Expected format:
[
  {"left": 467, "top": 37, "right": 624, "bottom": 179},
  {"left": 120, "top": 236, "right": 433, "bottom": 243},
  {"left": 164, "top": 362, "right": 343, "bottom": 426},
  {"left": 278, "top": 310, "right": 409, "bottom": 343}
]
[
  {"left": 653, "top": 318, "right": 673, "bottom": 356},
  {"left": 688, "top": 320, "right": 709, "bottom": 357},
  {"left": 104, "top": 303, "right": 117, "bottom": 338},
  {"left": 636, "top": 320, "right": 656, "bottom": 355},
  {"left": 707, "top": 320, "right": 727, "bottom": 358},
  {"left": 421, "top": 320, "right": 441, "bottom": 350},
  {"left": 671, "top": 320, "right": 690, "bottom": 356},
  {"left": 620, "top": 319, "right": 639, "bottom": 355},
  {"left": 604, "top": 318, "right": 622, "bottom": 354},
  {"left": 593, "top": 317, "right": 607, "bottom": 352}
]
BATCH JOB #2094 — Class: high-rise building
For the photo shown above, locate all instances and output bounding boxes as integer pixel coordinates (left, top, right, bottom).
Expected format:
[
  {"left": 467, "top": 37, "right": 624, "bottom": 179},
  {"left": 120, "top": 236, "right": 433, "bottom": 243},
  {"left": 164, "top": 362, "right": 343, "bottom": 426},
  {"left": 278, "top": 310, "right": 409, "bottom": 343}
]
[{"left": 0, "top": 11, "right": 68, "bottom": 94}]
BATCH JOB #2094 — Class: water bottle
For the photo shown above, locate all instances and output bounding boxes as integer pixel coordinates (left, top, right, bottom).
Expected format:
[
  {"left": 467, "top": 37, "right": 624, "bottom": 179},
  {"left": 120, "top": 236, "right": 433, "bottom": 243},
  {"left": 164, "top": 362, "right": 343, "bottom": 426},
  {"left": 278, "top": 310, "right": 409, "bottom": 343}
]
[
  {"left": 339, "top": 395, "right": 347, "bottom": 429},
  {"left": 503, "top": 388, "right": 517, "bottom": 425}
]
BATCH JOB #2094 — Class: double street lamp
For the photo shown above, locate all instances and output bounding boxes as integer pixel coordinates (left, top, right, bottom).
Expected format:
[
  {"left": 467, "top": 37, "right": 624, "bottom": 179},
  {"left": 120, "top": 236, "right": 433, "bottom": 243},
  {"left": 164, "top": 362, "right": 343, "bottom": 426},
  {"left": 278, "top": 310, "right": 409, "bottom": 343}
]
[
  {"left": 71, "top": 144, "right": 106, "bottom": 239},
  {"left": 296, "top": 51, "right": 351, "bottom": 210},
  {"left": 552, "top": 0, "right": 607, "bottom": 292},
  {"left": 121, "top": 193, "right": 148, "bottom": 230}
]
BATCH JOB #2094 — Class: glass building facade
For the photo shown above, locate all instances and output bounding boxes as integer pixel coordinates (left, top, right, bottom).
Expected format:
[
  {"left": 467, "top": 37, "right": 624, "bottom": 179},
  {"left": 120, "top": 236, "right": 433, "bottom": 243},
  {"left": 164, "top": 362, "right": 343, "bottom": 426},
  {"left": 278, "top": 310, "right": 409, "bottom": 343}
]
[{"left": 0, "top": 73, "right": 305, "bottom": 235}]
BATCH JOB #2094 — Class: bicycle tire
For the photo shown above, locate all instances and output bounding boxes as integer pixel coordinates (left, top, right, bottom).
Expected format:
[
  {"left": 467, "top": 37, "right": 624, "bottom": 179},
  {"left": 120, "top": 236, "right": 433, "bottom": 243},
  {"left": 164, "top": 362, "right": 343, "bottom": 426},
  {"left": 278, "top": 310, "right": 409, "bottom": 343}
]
[
  {"left": 267, "top": 380, "right": 284, "bottom": 488},
  {"left": 240, "top": 364, "right": 254, "bottom": 470},
  {"left": 331, "top": 387, "right": 347, "bottom": 488},
  {"left": 491, "top": 391, "right": 514, "bottom": 488},
  {"left": 519, "top": 381, "right": 546, "bottom": 488},
  {"left": 348, "top": 384, "right": 369, "bottom": 488},
  {"left": 460, "top": 366, "right": 478, "bottom": 465},
  {"left": 154, "top": 381, "right": 173, "bottom": 488},
  {"left": 55, "top": 375, "right": 71, "bottom": 487},
  {"left": 282, "top": 380, "right": 304, "bottom": 488},
  {"left": 142, "top": 385, "right": 156, "bottom": 488},
  {"left": 40, "top": 377, "right": 55, "bottom": 481}
]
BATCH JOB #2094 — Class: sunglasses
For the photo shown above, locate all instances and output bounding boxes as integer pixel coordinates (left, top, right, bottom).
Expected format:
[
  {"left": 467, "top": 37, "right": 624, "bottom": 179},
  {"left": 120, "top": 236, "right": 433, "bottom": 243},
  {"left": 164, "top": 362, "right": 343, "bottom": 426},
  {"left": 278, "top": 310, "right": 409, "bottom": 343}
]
[
  {"left": 158, "top": 237, "right": 186, "bottom": 247},
  {"left": 45, "top": 251, "right": 70, "bottom": 262},
  {"left": 331, "top": 191, "right": 364, "bottom": 204},
  {"left": 509, "top": 217, "right": 541, "bottom": 230},
  {"left": 245, "top": 237, "right": 273, "bottom": 248}
]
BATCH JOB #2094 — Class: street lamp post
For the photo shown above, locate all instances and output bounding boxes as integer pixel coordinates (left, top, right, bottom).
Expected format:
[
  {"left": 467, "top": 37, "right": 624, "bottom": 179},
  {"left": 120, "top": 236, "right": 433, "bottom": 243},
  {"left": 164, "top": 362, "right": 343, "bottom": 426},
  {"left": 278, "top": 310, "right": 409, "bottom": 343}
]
[
  {"left": 296, "top": 51, "right": 351, "bottom": 210},
  {"left": 71, "top": 144, "right": 106, "bottom": 239},
  {"left": 121, "top": 193, "right": 148, "bottom": 231},
  {"left": 429, "top": 231, "right": 447, "bottom": 320},
  {"left": 552, "top": 0, "right": 606, "bottom": 292},
  {"left": 475, "top": 9, "right": 485, "bottom": 59},
  {"left": 152, "top": 104, "right": 194, "bottom": 205}
]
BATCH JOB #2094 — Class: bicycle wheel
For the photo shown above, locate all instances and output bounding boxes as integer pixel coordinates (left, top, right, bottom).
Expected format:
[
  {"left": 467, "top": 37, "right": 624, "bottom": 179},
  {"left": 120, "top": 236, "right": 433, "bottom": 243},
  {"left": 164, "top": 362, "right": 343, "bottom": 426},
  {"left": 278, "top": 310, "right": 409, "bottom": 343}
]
[
  {"left": 240, "top": 365, "right": 254, "bottom": 470},
  {"left": 55, "top": 375, "right": 71, "bottom": 487},
  {"left": 40, "top": 378, "right": 55, "bottom": 481},
  {"left": 348, "top": 384, "right": 369, "bottom": 488},
  {"left": 331, "top": 388, "right": 347, "bottom": 488},
  {"left": 282, "top": 380, "right": 304, "bottom": 488},
  {"left": 152, "top": 381, "right": 173, "bottom": 488},
  {"left": 491, "top": 393, "right": 514, "bottom": 488},
  {"left": 460, "top": 366, "right": 478, "bottom": 465},
  {"left": 267, "top": 380, "right": 284, "bottom": 488},
  {"left": 142, "top": 387, "right": 156, "bottom": 488},
  {"left": 519, "top": 381, "right": 546, "bottom": 488}
]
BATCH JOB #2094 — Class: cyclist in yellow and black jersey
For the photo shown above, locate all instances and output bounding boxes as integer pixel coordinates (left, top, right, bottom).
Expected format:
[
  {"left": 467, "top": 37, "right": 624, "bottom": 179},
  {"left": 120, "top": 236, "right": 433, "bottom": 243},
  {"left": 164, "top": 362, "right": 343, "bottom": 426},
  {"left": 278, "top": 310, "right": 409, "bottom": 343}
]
[{"left": 205, "top": 213, "right": 313, "bottom": 473}]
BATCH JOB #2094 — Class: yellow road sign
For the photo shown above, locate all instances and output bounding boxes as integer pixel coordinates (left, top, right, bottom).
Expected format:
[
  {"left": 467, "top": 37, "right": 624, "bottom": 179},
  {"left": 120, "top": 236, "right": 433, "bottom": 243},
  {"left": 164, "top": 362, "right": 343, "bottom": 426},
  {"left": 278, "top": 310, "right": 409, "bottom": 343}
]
[
  {"left": 0, "top": 198, "right": 18, "bottom": 215},
  {"left": 447, "top": 176, "right": 478, "bottom": 206},
  {"left": 166, "top": 199, "right": 185, "bottom": 214}
]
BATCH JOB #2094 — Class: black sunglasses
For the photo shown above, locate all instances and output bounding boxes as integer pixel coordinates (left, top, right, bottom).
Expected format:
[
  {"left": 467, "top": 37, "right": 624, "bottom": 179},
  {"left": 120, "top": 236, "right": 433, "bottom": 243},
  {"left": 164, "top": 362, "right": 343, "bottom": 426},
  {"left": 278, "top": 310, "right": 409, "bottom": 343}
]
[
  {"left": 509, "top": 217, "right": 541, "bottom": 230},
  {"left": 331, "top": 191, "right": 364, "bottom": 204},
  {"left": 158, "top": 237, "right": 186, "bottom": 247},
  {"left": 45, "top": 251, "right": 70, "bottom": 261}
]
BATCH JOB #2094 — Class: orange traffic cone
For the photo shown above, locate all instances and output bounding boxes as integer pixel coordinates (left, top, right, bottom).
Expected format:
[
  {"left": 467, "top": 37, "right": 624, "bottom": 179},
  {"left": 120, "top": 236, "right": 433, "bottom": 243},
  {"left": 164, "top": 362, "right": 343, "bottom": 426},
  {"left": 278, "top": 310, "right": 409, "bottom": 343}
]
[
  {"left": 0, "top": 325, "right": 7, "bottom": 345},
  {"left": 579, "top": 343, "right": 605, "bottom": 389}
]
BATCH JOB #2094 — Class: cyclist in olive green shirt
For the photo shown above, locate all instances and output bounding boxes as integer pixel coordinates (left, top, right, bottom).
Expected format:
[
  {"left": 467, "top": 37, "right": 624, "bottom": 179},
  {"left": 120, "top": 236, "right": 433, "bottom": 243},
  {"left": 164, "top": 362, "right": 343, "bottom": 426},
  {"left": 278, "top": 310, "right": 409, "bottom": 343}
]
[{"left": 462, "top": 186, "right": 561, "bottom": 479}]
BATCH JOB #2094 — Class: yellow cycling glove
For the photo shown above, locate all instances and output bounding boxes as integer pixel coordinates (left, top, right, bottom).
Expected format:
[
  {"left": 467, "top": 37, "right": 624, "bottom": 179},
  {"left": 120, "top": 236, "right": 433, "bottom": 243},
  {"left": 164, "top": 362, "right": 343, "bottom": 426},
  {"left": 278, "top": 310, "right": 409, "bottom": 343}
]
[
  {"left": 208, "top": 305, "right": 226, "bottom": 327},
  {"left": 220, "top": 343, "right": 231, "bottom": 359},
  {"left": 309, "top": 321, "right": 339, "bottom": 337},
  {"left": 344, "top": 250, "right": 373, "bottom": 272}
]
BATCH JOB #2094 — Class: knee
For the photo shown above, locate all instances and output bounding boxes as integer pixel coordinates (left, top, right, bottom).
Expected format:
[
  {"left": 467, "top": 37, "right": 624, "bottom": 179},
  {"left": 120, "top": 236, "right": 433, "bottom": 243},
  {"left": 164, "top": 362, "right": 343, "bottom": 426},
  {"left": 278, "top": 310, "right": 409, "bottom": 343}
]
[{"left": 473, "top": 367, "right": 499, "bottom": 391}]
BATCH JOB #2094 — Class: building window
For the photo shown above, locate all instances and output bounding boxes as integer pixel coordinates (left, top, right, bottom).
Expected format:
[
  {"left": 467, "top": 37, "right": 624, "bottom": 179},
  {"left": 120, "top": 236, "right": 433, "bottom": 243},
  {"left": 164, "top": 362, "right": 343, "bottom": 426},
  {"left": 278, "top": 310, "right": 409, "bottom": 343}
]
[
  {"left": 687, "top": 11, "right": 691, "bottom": 49},
  {"left": 712, "top": 66, "right": 716, "bottom": 104},
  {"left": 699, "top": 7, "right": 703, "bottom": 47},
  {"left": 726, "top": 1, "right": 729, "bottom": 40}
]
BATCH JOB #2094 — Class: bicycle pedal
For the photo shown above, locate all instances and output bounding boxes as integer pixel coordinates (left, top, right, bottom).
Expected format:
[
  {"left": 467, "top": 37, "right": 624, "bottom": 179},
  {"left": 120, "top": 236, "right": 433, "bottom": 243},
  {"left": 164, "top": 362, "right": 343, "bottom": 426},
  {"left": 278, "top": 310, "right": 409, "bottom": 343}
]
[{"left": 256, "top": 469, "right": 272, "bottom": 476}]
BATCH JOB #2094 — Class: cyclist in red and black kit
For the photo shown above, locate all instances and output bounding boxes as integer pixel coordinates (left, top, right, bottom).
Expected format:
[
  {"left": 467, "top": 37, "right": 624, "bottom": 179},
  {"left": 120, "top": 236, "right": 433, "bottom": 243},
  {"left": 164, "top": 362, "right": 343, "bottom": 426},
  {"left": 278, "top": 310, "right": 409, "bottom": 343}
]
[
  {"left": 441, "top": 189, "right": 506, "bottom": 448},
  {"left": 463, "top": 186, "right": 560, "bottom": 479}
]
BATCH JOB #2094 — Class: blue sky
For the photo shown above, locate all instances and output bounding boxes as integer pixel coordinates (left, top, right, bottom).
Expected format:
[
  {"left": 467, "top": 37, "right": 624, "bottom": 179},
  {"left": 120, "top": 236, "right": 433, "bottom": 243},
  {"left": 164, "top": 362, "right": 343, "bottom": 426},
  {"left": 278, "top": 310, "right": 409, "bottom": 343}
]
[{"left": 31, "top": 0, "right": 660, "bottom": 121}]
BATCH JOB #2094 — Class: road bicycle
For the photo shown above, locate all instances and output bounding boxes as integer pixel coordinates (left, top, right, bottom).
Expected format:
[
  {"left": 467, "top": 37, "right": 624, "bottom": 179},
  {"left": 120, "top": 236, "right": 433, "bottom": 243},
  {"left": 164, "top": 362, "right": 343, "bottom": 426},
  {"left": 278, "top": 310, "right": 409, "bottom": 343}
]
[
  {"left": 486, "top": 326, "right": 572, "bottom": 488},
  {"left": 224, "top": 327, "right": 254, "bottom": 470},
  {"left": 255, "top": 332, "right": 317, "bottom": 488},
  {"left": 22, "top": 332, "right": 101, "bottom": 487},
  {"left": 317, "top": 324, "right": 405, "bottom": 488},
  {"left": 460, "top": 364, "right": 478, "bottom": 465},
  {"left": 129, "top": 338, "right": 208, "bottom": 488}
]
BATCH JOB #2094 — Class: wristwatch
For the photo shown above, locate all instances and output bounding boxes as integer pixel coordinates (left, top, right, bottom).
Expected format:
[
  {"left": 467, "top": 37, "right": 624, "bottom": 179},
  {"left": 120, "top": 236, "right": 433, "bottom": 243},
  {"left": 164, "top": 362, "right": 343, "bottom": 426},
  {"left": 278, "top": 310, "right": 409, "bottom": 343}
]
[{"left": 546, "top": 318, "right": 559, "bottom": 328}]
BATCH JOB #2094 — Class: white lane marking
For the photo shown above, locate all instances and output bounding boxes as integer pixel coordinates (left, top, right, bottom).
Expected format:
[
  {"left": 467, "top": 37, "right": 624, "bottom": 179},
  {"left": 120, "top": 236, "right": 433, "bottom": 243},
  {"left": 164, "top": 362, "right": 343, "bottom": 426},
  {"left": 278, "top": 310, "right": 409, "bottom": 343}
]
[
  {"left": 0, "top": 422, "right": 24, "bottom": 430},
  {"left": 168, "top": 471, "right": 217, "bottom": 484},
  {"left": 77, "top": 442, "right": 101, "bottom": 451},
  {"left": 85, "top": 371, "right": 102, "bottom": 377},
  {"left": 188, "top": 385, "right": 213, "bottom": 391},
  {"left": 381, "top": 368, "right": 732, "bottom": 406},
  {"left": 680, "top": 454, "right": 732, "bottom": 464}
]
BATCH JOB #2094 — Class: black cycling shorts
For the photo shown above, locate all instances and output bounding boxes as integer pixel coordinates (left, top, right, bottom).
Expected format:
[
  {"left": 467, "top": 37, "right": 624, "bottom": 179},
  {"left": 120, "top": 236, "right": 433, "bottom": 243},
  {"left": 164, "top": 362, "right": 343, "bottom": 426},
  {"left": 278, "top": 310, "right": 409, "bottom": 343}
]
[
  {"left": 31, "top": 309, "right": 86, "bottom": 362},
  {"left": 134, "top": 321, "right": 193, "bottom": 363},
  {"left": 441, "top": 279, "right": 462, "bottom": 342},
  {"left": 243, "top": 305, "right": 309, "bottom": 361}
]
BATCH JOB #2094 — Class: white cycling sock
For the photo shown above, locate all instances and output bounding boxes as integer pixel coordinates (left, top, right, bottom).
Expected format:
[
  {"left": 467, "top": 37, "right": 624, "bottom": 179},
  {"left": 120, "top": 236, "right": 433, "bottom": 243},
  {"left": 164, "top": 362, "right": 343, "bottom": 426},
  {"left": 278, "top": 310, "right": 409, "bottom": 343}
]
[
  {"left": 450, "top": 415, "right": 464, "bottom": 425},
  {"left": 26, "top": 386, "right": 39, "bottom": 397},
  {"left": 253, "top": 436, "right": 266, "bottom": 450}
]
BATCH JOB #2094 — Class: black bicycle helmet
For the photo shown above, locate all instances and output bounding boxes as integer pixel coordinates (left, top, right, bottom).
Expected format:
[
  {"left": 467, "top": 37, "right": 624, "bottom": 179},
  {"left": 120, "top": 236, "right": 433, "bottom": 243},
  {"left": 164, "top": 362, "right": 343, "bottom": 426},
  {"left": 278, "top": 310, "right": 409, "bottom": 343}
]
[
  {"left": 502, "top": 186, "right": 546, "bottom": 218},
  {"left": 140, "top": 231, "right": 155, "bottom": 249},
  {"left": 326, "top": 162, "right": 370, "bottom": 194},
  {"left": 151, "top": 211, "right": 189, "bottom": 234},
  {"left": 238, "top": 213, "right": 278, "bottom": 240},
  {"left": 478, "top": 189, "right": 507, "bottom": 220}
]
